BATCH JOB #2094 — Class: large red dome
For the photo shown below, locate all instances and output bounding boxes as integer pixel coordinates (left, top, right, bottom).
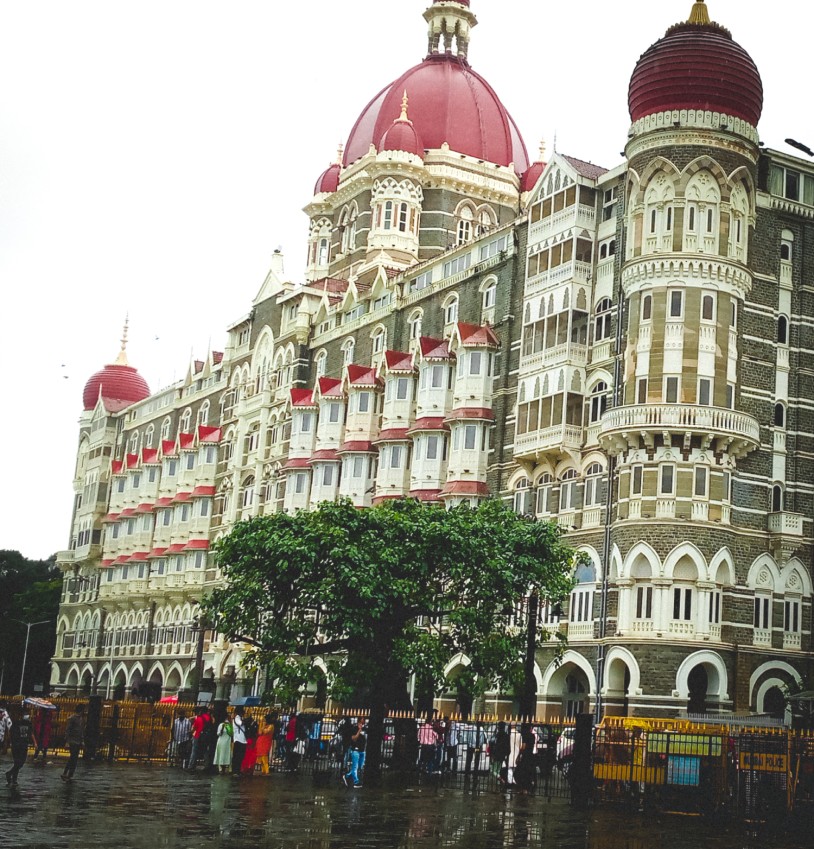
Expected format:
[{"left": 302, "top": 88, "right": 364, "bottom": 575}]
[
  {"left": 629, "top": 16, "right": 763, "bottom": 127},
  {"left": 343, "top": 54, "right": 529, "bottom": 172},
  {"left": 83, "top": 363, "right": 150, "bottom": 411}
]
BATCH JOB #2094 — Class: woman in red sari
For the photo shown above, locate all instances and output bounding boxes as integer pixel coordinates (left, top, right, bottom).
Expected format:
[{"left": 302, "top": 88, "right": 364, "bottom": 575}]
[{"left": 241, "top": 714, "right": 259, "bottom": 775}]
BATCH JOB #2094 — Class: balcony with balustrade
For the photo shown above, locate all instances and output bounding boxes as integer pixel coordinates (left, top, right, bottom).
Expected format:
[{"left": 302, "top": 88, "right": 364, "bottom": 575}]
[
  {"left": 599, "top": 404, "right": 760, "bottom": 458},
  {"left": 514, "top": 424, "right": 583, "bottom": 462}
]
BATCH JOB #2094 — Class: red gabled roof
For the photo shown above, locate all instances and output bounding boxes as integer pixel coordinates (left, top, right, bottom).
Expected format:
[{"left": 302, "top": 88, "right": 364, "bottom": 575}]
[
  {"left": 102, "top": 512, "right": 120, "bottom": 523},
  {"left": 384, "top": 350, "right": 414, "bottom": 372},
  {"left": 457, "top": 322, "right": 500, "bottom": 348},
  {"left": 290, "top": 388, "right": 317, "bottom": 408},
  {"left": 141, "top": 447, "right": 160, "bottom": 464},
  {"left": 126, "top": 453, "right": 139, "bottom": 470},
  {"left": 311, "top": 276, "right": 350, "bottom": 296},
  {"left": 440, "top": 480, "right": 490, "bottom": 497},
  {"left": 128, "top": 551, "right": 149, "bottom": 562},
  {"left": 374, "top": 427, "right": 411, "bottom": 442},
  {"left": 408, "top": 417, "right": 449, "bottom": 433},
  {"left": 212, "top": 351, "right": 224, "bottom": 365},
  {"left": 346, "top": 364, "right": 380, "bottom": 386},
  {"left": 309, "top": 449, "right": 340, "bottom": 463},
  {"left": 192, "top": 485, "right": 216, "bottom": 497},
  {"left": 136, "top": 503, "right": 154, "bottom": 513},
  {"left": 178, "top": 432, "right": 195, "bottom": 451},
  {"left": 173, "top": 491, "right": 192, "bottom": 503},
  {"left": 198, "top": 425, "right": 222, "bottom": 443},
  {"left": 161, "top": 440, "right": 177, "bottom": 457},
  {"left": 119, "top": 508, "right": 136, "bottom": 517},
  {"left": 156, "top": 497, "right": 174, "bottom": 507},
  {"left": 167, "top": 543, "right": 186, "bottom": 553},
  {"left": 194, "top": 360, "right": 204, "bottom": 374},
  {"left": 148, "top": 547, "right": 168, "bottom": 559},
  {"left": 282, "top": 457, "right": 311, "bottom": 470},
  {"left": 111, "top": 460, "right": 124, "bottom": 475},
  {"left": 113, "top": 555, "right": 130, "bottom": 565},
  {"left": 101, "top": 559, "right": 115, "bottom": 568},
  {"left": 184, "top": 539, "right": 210, "bottom": 551},
  {"left": 419, "top": 337, "right": 454, "bottom": 360},
  {"left": 445, "top": 407, "right": 495, "bottom": 422},
  {"left": 317, "top": 377, "right": 344, "bottom": 398},
  {"left": 561, "top": 154, "right": 609, "bottom": 181},
  {"left": 338, "top": 440, "right": 377, "bottom": 453}
]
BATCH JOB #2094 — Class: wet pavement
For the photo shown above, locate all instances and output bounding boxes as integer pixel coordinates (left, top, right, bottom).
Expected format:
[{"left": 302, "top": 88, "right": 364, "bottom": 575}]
[{"left": 0, "top": 758, "right": 810, "bottom": 849}]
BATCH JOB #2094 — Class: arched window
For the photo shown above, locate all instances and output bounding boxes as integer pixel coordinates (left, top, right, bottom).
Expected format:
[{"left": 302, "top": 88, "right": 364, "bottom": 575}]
[
  {"left": 408, "top": 309, "right": 423, "bottom": 341},
  {"left": 701, "top": 294, "right": 715, "bottom": 322},
  {"left": 774, "top": 402, "right": 786, "bottom": 428},
  {"left": 129, "top": 432, "right": 139, "bottom": 454},
  {"left": 641, "top": 294, "right": 652, "bottom": 321},
  {"left": 570, "top": 561, "right": 596, "bottom": 623},
  {"left": 443, "top": 294, "right": 459, "bottom": 326},
  {"left": 476, "top": 206, "right": 496, "bottom": 236},
  {"left": 513, "top": 478, "right": 531, "bottom": 515},
  {"left": 482, "top": 279, "right": 497, "bottom": 311},
  {"left": 314, "top": 350, "right": 327, "bottom": 380},
  {"left": 583, "top": 463, "right": 603, "bottom": 507},
  {"left": 535, "top": 474, "right": 552, "bottom": 515},
  {"left": 371, "top": 326, "right": 386, "bottom": 358},
  {"left": 781, "top": 229, "right": 794, "bottom": 262},
  {"left": 456, "top": 205, "right": 474, "bottom": 245},
  {"left": 160, "top": 417, "right": 172, "bottom": 442},
  {"left": 559, "top": 469, "right": 578, "bottom": 512},
  {"left": 180, "top": 408, "right": 192, "bottom": 434},
  {"left": 771, "top": 484, "right": 784, "bottom": 513},
  {"left": 594, "top": 298, "right": 612, "bottom": 342},
  {"left": 588, "top": 382, "right": 608, "bottom": 423},
  {"left": 197, "top": 401, "right": 210, "bottom": 428},
  {"left": 777, "top": 315, "right": 789, "bottom": 345},
  {"left": 342, "top": 338, "right": 355, "bottom": 366},
  {"left": 241, "top": 476, "right": 255, "bottom": 510}
]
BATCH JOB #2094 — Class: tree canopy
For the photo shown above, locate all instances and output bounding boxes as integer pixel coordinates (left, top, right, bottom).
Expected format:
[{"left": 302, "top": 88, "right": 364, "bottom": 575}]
[{"left": 206, "top": 498, "right": 576, "bottom": 775}]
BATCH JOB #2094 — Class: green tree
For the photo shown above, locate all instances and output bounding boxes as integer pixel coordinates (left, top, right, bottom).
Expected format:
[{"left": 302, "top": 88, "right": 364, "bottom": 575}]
[
  {"left": 0, "top": 550, "right": 62, "bottom": 694},
  {"left": 205, "top": 498, "right": 575, "bottom": 778}
]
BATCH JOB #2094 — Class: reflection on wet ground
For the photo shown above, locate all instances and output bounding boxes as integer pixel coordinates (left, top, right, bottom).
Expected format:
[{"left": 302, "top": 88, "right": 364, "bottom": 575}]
[{"left": 0, "top": 761, "right": 810, "bottom": 849}]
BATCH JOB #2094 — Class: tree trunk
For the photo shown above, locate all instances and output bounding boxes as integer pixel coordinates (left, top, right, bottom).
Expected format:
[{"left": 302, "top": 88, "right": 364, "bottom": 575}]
[{"left": 364, "top": 692, "right": 387, "bottom": 783}]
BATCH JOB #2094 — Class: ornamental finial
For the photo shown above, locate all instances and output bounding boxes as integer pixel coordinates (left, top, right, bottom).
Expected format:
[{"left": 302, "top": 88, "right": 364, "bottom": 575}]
[
  {"left": 538, "top": 139, "right": 546, "bottom": 162},
  {"left": 114, "top": 314, "right": 130, "bottom": 366},
  {"left": 335, "top": 142, "right": 344, "bottom": 165},
  {"left": 399, "top": 91, "right": 410, "bottom": 123},
  {"left": 688, "top": 1, "right": 711, "bottom": 24}
]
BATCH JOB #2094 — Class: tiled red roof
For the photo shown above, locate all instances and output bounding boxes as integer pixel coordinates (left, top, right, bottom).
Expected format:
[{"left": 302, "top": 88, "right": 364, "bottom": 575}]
[
  {"left": 156, "top": 497, "right": 174, "bottom": 507},
  {"left": 113, "top": 555, "right": 130, "bottom": 565},
  {"left": 102, "top": 512, "right": 120, "bottom": 524},
  {"left": 136, "top": 503, "right": 154, "bottom": 513},
  {"left": 372, "top": 494, "right": 405, "bottom": 505},
  {"left": 161, "top": 440, "right": 177, "bottom": 457},
  {"left": 194, "top": 360, "right": 204, "bottom": 374},
  {"left": 318, "top": 377, "right": 344, "bottom": 398},
  {"left": 374, "top": 428, "right": 411, "bottom": 442},
  {"left": 338, "top": 440, "right": 377, "bottom": 453},
  {"left": 419, "top": 337, "right": 453, "bottom": 360},
  {"left": 111, "top": 460, "right": 124, "bottom": 475},
  {"left": 192, "top": 485, "right": 216, "bottom": 497},
  {"left": 167, "top": 543, "right": 186, "bottom": 553},
  {"left": 309, "top": 449, "right": 340, "bottom": 463},
  {"left": 198, "top": 426, "right": 222, "bottom": 443},
  {"left": 408, "top": 489, "right": 443, "bottom": 502},
  {"left": 346, "top": 364, "right": 380, "bottom": 386},
  {"left": 173, "top": 492, "right": 192, "bottom": 503},
  {"left": 101, "top": 559, "right": 115, "bottom": 568},
  {"left": 128, "top": 551, "right": 149, "bottom": 562},
  {"left": 311, "top": 277, "right": 350, "bottom": 296},
  {"left": 384, "top": 350, "right": 414, "bottom": 372},
  {"left": 561, "top": 154, "right": 608, "bottom": 180},
  {"left": 282, "top": 458, "right": 311, "bottom": 470},
  {"left": 141, "top": 448, "right": 160, "bottom": 464},
  {"left": 408, "top": 417, "right": 449, "bottom": 433},
  {"left": 212, "top": 351, "right": 224, "bottom": 364},
  {"left": 126, "top": 453, "right": 139, "bottom": 470},
  {"left": 178, "top": 432, "right": 195, "bottom": 451},
  {"left": 291, "top": 388, "right": 317, "bottom": 407},
  {"left": 441, "top": 481, "right": 490, "bottom": 497},
  {"left": 445, "top": 407, "right": 495, "bottom": 421},
  {"left": 119, "top": 508, "right": 136, "bottom": 517},
  {"left": 457, "top": 322, "right": 500, "bottom": 347},
  {"left": 184, "top": 539, "right": 210, "bottom": 551},
  {"left": 148, "top": 547, "right": 168, "bottom": 559}
]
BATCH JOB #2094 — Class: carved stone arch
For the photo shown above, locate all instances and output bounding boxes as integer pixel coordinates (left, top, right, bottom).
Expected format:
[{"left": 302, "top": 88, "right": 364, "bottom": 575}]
[
  {"left": 675, "top": 650, "right": 728, "bottom": 701},
  {"left": 532, "top": 461, "right": 556, "bottom": 485},
  {"left": 749, "top": 660, "right": 803, "bottom": 705},
  {"left": 165, "top": 662, "right": 185, "bottom": 691},
  {"left": 129, "top": 662, "right": 144, "bottom": 688},
  {"left": 708, "top": 548, "right": 736, "bottom": 587},
  {"left": 553, "top": 458, "right": 579, "bottom": 479},
  {"left": 540, "top": 650, "right": 597, "bottom": 698},
  {"left": 147, "top": 661, "right": 166, "bottom": 686},
  {"left": 575, "top": 545, "right": 602, "bottom": 579},
  {"left": 663, "top": 542, "right": 707, "bottom": 582},
  {"left": 580, "top": 452, "right": 607, "bottom": 474},
  {"left": 636, "top": 157, "right": 681, "bottom": 202},
  {"left": 622, "top": 541, "right": 661, "bottom": 580},
  {"left": 747, "top": 553, "right": 780, "bottom": 591},
  {"left": 609, "top": 544, "right": 623, "bottom": 582},
  {"left": 603, "top": 646, "right": 642, "bottom": 698},
  {"left": 781, "top": 557, "right": 812, "bottom": 595},
  {"left": 507, "top": 468, "right": 532, "bottom": 490},
  {"left": 65, "top": 664, "right": 81, "bottom": 687},
  {"left": 443, "top": 652, "right": 472, "bottom": 679},
  {"left": 680, "top": 156, "right": 728, "bottom": 195},
  {"left": 113, "top": 662, "right": 130, "bottom": 685},
  {"left": 587, "top": 369, "right": 612, "bottom": 393}
]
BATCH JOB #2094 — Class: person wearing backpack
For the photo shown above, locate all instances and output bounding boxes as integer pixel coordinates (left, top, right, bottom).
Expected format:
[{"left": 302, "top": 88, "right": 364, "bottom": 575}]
[
  {"left": 241, "top": 713, "right": 259, "bottom": 775},
  {"left": 231, "top": 708, "right": 247, "bottom": 775}
]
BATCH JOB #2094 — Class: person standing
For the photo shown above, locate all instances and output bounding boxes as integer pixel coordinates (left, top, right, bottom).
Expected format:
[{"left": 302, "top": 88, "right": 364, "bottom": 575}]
[
  {"left": 444, "top": 716, "right": 459, "bottom": 774},
  {"left": 5, "top": 712, "right": 34, "bottom": 788},
  {"left": 489, "top": 721, "right": 510, "bottom": 786},
  {"left": 513, "top": 723, "right": 537, "bottom": 795},
  {"left": 213, "top": 713, "right": 233, "bottom": 775},
  {"left": 342, "top": 719, "right": 366, "bottom": 788},
  {"left": 255, "top": 712, "right": 275, "bottom": 775},
  {"left": 417, "top": 718, "right": 438, "bottom": 775},
  {"left": 32, "top": 708, "right": 53, "bottom": 763},
  {"left": 231, "top": 708, "right": 247, "bottom": 776},
  {"left": 0, "top": 701, "right": 12, "bottom": 760},
  {"left": 171, "top": 711, "right": 192, "bottom": 767},
  {"left": 464, "top": 721, "right": 486, "bottom": 777},
  {"left": 61, "top": 705, "right": 85, "bottom": 782},
  {"left": 240, "top": 712, "right": 258, "bottom": 775}
]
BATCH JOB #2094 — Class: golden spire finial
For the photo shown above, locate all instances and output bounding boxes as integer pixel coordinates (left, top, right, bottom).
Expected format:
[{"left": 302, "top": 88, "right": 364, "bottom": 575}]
[
  {"left": 114, "top": 314, "right": 130, "bottom": 366},
  {"left": 399, "top": 90, "right": 410, "bottom": 122},
  {"left": 335, "top": 142, "right": 344, "bottom": 165},
  {"left": 688, "top": 0, "right": 710, "bottom": 24}
]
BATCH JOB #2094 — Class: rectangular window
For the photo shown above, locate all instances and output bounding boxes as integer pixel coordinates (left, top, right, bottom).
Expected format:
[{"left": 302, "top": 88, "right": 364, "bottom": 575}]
[
  {"left": 357, "top": 392, "right": 370, "bottom": 413},
  {"left": 784, "top": 599, "right": 800, "bottom": 633},
  {"left": 322, "top": 465, "right": 334, "bottom": 486},
  {"left": 726, "top": 384, "right": 735, "bottom": 409},
  {"left": 464, "top": 425, "right": 477, "bottom": 450},
  {"left": 294, "top": 473, "right": 306, "bottom": 495},
  {"left": 426, "top": 435, "right": 439, "bottom": 460},
  {"left": 112, "top": 524, "right": 120, "bottom": 539},
  {"left": 722, "top": 471, "right": 731, "bottom": 503},
  {"left": 431, "top": 365, "right": 444, "bottom": 388},
  {"left": 186, "top": 453, "right": 195, "bottom": 470},
  {"left": 669, "top": 290, "right": 683, "bottom": 318},
  {"left": 636, "top": 586, "right": 653, "bottom": 619},
  {"left": 390, "top": 445, "right": 403, "bottom": 469},
  {"left": 698, "top": 378, "right": 712, "bottom": 406},
  {"left": 300, "top": 413, "right": 313, "bottom": 433},
  {"left": 180, "top": 504, "right": 190, "bottom": 522},
  {"left": 641, "top": 295, "right": 652, "bottom": 321},
  {"left": 754, "top": 596, "right": 771, "bottom": 629},
  {"left": 328, "top": 403, "right": 340, "bottom": 423},
  {"left": 660, "top": 464, "right": 675, "bottom": 496},
  {"left": 352, "top": 456, "right": 364, "bottom": 478},
  {"left": 148, "top": 467, "right": 158, "bottom": 483},
  {"left": 396, "top": 378, "right": 409, "bottom": 400},
  {"left": 162, "top": 510, "right": 171, "bottom": 526},
  {"left": 694, "top": 466, "right": 708, "bottom": 498},
  {"left": 673, "top": 587, "right": 692, "bottom": 620},
  {"left": 117, "top": 478, "right": 125, "bottom": 493},
  {"left": 132, "top": 473, "right": 141, "bottom": 488},
  {"left": 631, "top": 465, "right": 643, "bottom": 496},
  {"left": 664, "top": 376, "right": 679, "bottom": 404},
  {"left": 200, "top": 499, "right": 210, "bottom": 517},
  {"left": 469, "top": 352, "right": 482, "bottom": 376},
  {"left": 637, "top": 378, "right": 648, "bottom": 404}
]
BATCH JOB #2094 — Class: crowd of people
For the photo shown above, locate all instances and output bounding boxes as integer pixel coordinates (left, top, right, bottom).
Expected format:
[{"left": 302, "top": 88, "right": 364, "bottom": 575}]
[{"left": 1, "top": 699, "right": 564, "bottom": 795}]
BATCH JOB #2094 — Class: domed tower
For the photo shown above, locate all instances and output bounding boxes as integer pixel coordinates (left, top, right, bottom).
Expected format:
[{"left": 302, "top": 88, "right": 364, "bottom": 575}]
[
  {"left": 82, "top": 321, "right": 151, "bottom": 412},
  {"left": 303, "top": 0, "right": 528, "bottom": 283},
  {"left": 598, "top": 1, "right": 765, "bottom": 712}
]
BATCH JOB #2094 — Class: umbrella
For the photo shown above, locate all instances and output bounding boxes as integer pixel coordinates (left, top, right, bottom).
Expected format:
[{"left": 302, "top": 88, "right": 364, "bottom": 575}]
[
  {"left": 158, "top": 695, "right": 179, "bottom": 704},
  {"left": 23, "top": 697, "right": 57, "bottom": 711}
]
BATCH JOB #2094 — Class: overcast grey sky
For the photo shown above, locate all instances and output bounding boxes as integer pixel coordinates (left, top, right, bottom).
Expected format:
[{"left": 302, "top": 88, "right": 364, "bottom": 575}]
[{"left": 0, "top": 0, "right": 807, "bottom": 559}]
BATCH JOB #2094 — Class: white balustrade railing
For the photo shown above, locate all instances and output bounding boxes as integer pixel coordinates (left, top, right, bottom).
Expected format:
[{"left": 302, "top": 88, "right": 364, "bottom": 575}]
[{"left": 600, "top": 404, "right": 760, "bottom": 444}]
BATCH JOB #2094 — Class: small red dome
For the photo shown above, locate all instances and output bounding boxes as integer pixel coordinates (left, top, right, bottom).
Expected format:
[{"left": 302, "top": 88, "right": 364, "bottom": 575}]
[
  {"left": 378, "top": 100, "right": 425, "bottom": 158},
  {"left": 83, "top": 363, "right": 150, "bottom": 411},
  {"left": 314, "top": 162, "right": 341, "bottom": 195},
  {"left": 344, "top": 53, "right": 528, "bottom": 172},
  {"left": 521, "top": 161, "right": 545, "bottom": 193},
  {"left": 629, "top": 16, "right": 763, "bottom": 127}
]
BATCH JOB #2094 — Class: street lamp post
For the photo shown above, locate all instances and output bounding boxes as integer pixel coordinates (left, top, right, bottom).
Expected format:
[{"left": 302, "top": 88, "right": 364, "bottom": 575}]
[{"left": 11, "top": 619, "right": 52, "bottom": 695}]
